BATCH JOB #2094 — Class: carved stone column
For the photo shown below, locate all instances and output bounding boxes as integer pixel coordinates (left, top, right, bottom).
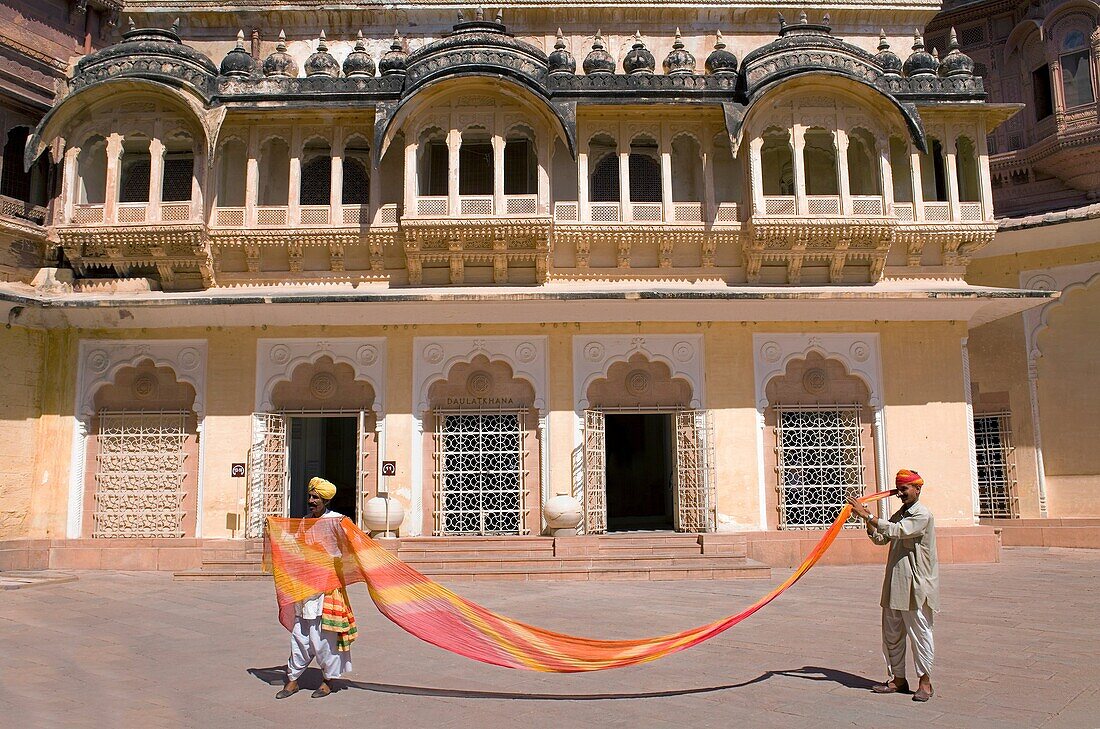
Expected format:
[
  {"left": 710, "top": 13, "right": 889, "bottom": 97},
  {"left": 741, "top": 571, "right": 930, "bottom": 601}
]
[
  {"left": 330, "top": 134, "right": 344, "bottom": 226},
  {"left": 976, "top": 125, "right": 995, "bottom": 221},
  {"left": 288, "top": 127, "right": 303, "bottom": 225},
  {"left": 536, "top": 132, "right": 550, "bottom": 215},
  {"left": 792, "top": 125, "right": 807, "bottom": 215},
  {"left": 404, "top": 137, "right": 417, "bottom": 219},
  {"left": 618, "top": 139, "right": 631, "bottom": 222},
  {"left": 245, "top": 127, "right": 259, "bottom": 227},
  {"left": 1027, "top": 351, "right": 1050, "bottom": 518},
  {"left": 492, "top": 132, "right": 505, "bottom": 216},
  {"left": 63, "top": 146, "right": 79, "bottom": 223},
  {"left": 447, "top": 128, "right": 461, "bottom": 216},
  {"left": 577, "top": 147, "right": 590, "bottom": 221},
  {"left": 148, "top": 137, "right": 166, "bottom": 222},
  {"left": 944, "top": 134, "right": 961, "bottom": 222},
  {"left": 749, "top": 135, "right": 765, "bottom": 215},
  {"left": 877, "top": 137, "right": 894, "bottom": 213},
  {"left": 660, "top": 134, "right": 673, "bottom": 223},
  {"left": 835, "top": 127, "right": 851, "bottom": 216},
  {"left": 908, "top": 141, "right": 924, "bottom": 221},
  {"left": 702, "top": 138, "right": 716, "bottom": 224},
  {"left": 104, "top": 133, "right": 123, "bottom": 224}
]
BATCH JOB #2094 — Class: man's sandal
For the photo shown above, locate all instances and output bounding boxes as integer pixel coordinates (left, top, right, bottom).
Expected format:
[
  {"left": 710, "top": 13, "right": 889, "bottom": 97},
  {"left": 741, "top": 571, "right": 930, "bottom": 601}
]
[
  {"left": 275, "top": 686, "right": 299, "bottom": 699},
  {"left": 311, "top": 683, "right": 332, "bottom": 698},
  {"left": 912, "top": 687, "right": 934, "bottom": 702},
  {"left": 871, "top": 679, "right": 909, "bottom": 694}
]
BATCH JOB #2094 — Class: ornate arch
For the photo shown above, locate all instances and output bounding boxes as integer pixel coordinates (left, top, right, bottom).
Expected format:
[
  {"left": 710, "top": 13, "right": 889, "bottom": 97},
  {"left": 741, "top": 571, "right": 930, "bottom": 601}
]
[
  {"left": 573, "top": 334, "right": 705, "bottom": 410},
  {"left": 77, "top": 339, "right": 208, "bottom": 417},
  {"left": 1022, "top": 263, "right": 1100, "bottom": 363},
  {"left": 256, "top": 338, "right": 386, "bottom": 415},
  {"left": 413, "top": 336, "right": 548, "bottom": 415},
  {"left": 752, "top": 333, "right": 883, "bottom": 409}
]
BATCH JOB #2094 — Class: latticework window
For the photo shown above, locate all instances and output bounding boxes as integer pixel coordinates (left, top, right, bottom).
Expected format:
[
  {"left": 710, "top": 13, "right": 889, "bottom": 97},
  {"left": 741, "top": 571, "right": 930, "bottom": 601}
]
[
  {"left": 119, "top": 158, "right": 151, "bottom": 203},
  {"left": 775, "top": 405, "right": 866, "bottom": 529},
  {"left": 628, "top": 153, "right": 661, "bottom": 202},
  {"left": 589, "top": 155, "right": 619, "bottom": 202},
  {"left": 342, "top": 157, "right": 370, "bottom": 205},
  {"left": 300, "top": 156, "right": 332, "bottom": 205},
  {"left": 974, "top": 412, "right": 1018, "bottom": 518},
  {"left": 459, "top": 142, "right": 493, "bottom": 195},
  {"left": 434, "top": 412, "right": 526, "bottom": 535},
  {"left": 161, "top": 156, "right": 194, "bottom": 202},
  {"left": 93, "top": 411, "right": 189, "bottom": 538}
]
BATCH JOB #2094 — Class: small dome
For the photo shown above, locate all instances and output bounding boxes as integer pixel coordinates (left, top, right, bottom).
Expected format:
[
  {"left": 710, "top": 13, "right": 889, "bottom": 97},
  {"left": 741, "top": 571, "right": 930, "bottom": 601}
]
[
  {"left": 705, "top": 30, "right": 737, "bottom": 75},
  {"left": 378, "top": 30, "right": 408, "bottom": 76},
  {"left": 874, "top": 30, "right": 902, "bottom": 76},
  {"left": 902, "top": 30, "right": 938, "bottom": 77},
  {"left": 548, "top": 28, "right": 576, "bottom": 75},
  {"left": 939, "top": 27, "right": 975, "bottom": 77},
  {"left": 623, "top": 31, "right": 655, "bottom": 75},
  {"left": 342, "top": 30, "right": 376, "bottom": 77},
  {"left": 583, "top": 31, "right": 615, "bottom": 75},
  {"left": 663, "top": 28, "right": 696, "bottom": 76},
  {"left": 220, "top": 30, "right": 255, "bottom": 78},
  {"left": 262, "top": 30, "right": 299, "bottom": 78},
  {"left": 305, "top": 30, "right": 339, "bottom": 77}
]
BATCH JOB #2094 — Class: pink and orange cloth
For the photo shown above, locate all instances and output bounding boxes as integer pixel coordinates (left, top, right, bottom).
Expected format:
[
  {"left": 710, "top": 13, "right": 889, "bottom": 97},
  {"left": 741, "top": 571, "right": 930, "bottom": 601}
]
[{"left": 265, "top": 489, "right": 894, "bottom": 673}]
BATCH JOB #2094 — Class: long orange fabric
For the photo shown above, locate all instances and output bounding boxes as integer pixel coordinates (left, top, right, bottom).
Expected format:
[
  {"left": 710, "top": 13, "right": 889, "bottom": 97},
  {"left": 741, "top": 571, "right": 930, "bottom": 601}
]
[{"left": 265, "top": 489, "right": 893, "bottom": 672}]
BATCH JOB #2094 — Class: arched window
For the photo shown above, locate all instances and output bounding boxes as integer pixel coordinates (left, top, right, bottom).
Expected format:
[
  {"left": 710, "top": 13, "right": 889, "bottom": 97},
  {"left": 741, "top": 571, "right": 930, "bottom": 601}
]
[
  {"left": 711, "top": 133, "right": 740, "bottom": 204},
  {"left": 299, "top": 139, "right": 332, "bottom": 206},
  {"left": 1060, "top": 29, "right": 1094, "bottom": 108},
  {"left": 588, "top": 134, "right": 618, "bottom": 202},
  {"left": 76, "top": 136, "right": 107, "bottom": 205},
  {"left": 846, "top": 128, "right": 880, "bottom": 196},
  {"left": 258, "top": 137, "right": 290, "bottom": 205},
  {"left": 803, "top": 128, "right": 838, "bottom": 196},
  {"left": 417, "top": 128, "right": 447, "bottom": 196},
  {"left": 628, "top": 136, "right": 661, "bottom": 203},
  {"left": 459, "top": 127, "right": 492, "bottom": 195},
  {"left": 343, "top": 137, "right": 370, "bottom": 206},
  {"left": 919, "top": 138, "right": 948, "bottom": 201},
  {"left": 760, "top": 128, "right": 793, "bottom": 195},
  {"left": 118, "top": 138, "right": 151, "bottom": 203},
  {"left": 956, "top": 137, "right": 981, "bottom": 202},
  {"left": 216, "top": 139, "right": 246, "bottom": 207},
  {"left": 1, "top": 127, "right": 31, "bottom": 201},
  {"left": 504, "top": 127, "right": 537, "bottom": 195},
  {"left": 889, "top": 136, "right": 913, "bottom": 203},
  {"left": 551, "top": 137, "right": 575, "bottom": 204},
  {"left": 670, "top": 134, "right": 702, "bottom": 202},
  {"left": 162, "top": 134, "right": 194, "bottom": 203}
]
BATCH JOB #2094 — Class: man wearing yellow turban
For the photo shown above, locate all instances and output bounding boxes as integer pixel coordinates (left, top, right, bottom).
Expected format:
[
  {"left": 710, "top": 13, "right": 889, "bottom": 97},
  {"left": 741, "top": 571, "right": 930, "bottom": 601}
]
[
  {"left": 848, "top": 469, "right": 938, "bottom": 703},
  {"left": 277, "top": 477, "right": 357, "bottom": 700}
]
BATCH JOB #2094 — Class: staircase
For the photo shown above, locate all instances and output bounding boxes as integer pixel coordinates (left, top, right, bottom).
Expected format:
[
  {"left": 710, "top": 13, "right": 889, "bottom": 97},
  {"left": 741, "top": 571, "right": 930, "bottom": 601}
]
[{"left": 174, "top": 533, "right": 770, "bottom": 581}]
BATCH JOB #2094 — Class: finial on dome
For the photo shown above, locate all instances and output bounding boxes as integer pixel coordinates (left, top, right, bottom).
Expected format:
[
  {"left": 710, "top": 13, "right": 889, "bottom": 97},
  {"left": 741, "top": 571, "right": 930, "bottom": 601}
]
[
  {"left": 236, "top": 29, "right": 245, "bottom": 47},
  {"left": 799, "top": 10, "right": 808, "bottom": 24},
  {"left": 128, "top": 16, "right": 136, "bottom": 31},
  {"left": 457, "top": 10, "right": 464, "bottom": 21},
  {"left": 879, "top": 29, "right": 888, "bottom": 49},
  {"left": 277, "top": 29, "right": 287, "bottom": 51},
  {"left": 475, "top": 7, "right": 484, "bottom": 21},
  {"left": 778, "top": 12, "right": 786, "bottom": 30},
  {"left": 822, "top": 12, "right": 830, "bottom": 26},
  {"left": 356, "top": 29, "right": 365, "bottom": 45},
  {"left": 496, "top": 9, "right": 503, "bottom": 23},
  {"left": 318, "top": 30, "right": 328, "bottom": 50},
  {"left": 171, "top": 17, "right": 180, "bottom": 33}
]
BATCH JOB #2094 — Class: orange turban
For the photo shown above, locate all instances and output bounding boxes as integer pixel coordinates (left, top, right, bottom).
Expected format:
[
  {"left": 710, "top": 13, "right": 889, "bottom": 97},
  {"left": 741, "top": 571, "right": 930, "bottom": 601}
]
[
  {"left": 895, "top": 469, "right": 924, "bottom": 487},
  {"left": 308, "top": 476, "right": 337, "bottom": 500}
]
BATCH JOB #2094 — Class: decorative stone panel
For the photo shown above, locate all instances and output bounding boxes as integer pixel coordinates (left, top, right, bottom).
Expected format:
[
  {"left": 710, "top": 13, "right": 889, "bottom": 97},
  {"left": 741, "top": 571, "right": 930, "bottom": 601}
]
[
  {"left": 573, "top": 334, "right": 705, "bottom": 409},
  {"left": 256, "top": 338, "right": 386, "bottom": 415},
  {"left": 413, "top": 336, "right": 548, "bottom": 415},
  {"left": 752, "top": 333, "right": 883, "bottom": 409},
  {"left": 77, "top": 339, "right": 208, "bottom": 417}
]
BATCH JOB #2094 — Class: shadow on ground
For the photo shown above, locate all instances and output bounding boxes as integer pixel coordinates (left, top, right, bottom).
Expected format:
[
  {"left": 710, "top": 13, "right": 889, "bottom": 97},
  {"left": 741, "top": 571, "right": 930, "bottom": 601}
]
[{"left": 247, "top": 665, "right": 876, "bottom": 700}]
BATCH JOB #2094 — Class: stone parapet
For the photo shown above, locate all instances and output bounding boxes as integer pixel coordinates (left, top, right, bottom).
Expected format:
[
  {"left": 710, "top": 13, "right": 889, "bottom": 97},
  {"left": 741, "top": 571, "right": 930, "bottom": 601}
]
[
  {"left": 744, "top": 525, "right": 1000, "bottom": 568},
  {"left": 982, "top": 519, "right": 1100, "bottom": 549}
]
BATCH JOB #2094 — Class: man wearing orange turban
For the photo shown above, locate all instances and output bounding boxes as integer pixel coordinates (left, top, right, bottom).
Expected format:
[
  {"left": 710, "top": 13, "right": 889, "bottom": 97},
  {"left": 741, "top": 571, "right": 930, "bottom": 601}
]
[
  {"left": 276, "top": 477, "right": 356, "bottom": 700},
  {"left": 848, "top": 469, "right": 939, "bottom": 703}
]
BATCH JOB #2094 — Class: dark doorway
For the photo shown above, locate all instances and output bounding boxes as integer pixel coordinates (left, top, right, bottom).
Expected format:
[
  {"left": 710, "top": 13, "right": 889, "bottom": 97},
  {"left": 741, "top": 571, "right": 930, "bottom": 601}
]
[
  {"left": 288, "top": 416, "right": 358, "bottom": 521},
  {"left": 605, "top": 413, "right": 674, "bottom": 531}
]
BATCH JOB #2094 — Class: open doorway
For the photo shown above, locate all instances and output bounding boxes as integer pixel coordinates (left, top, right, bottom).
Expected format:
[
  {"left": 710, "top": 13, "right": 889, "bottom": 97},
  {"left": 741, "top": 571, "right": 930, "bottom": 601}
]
[
  {"left": 604, "top": 413, "right": 674, "bottom": 531},
  {"left": 287, "top": 416, "right": 358, "bottom": 521}
]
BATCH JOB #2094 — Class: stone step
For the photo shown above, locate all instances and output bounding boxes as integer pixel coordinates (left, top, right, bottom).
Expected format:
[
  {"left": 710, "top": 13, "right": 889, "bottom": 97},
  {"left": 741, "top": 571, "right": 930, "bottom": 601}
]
[{"left": 421, "top": 560, "right": 771, "bottom": 581}]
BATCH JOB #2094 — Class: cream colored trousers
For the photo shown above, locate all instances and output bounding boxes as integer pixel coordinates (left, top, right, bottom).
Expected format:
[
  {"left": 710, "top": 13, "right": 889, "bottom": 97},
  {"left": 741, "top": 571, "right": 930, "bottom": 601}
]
[
  {"left": 881, "top": 604, "right": 934, "bottom": 680},
  {"left": 287, "top": 616, "right": 352, "bottom": 681}
]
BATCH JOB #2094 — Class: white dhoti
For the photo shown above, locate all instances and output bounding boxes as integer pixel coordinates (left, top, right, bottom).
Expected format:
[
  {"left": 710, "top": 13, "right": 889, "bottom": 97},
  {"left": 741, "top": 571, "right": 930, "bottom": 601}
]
[
  {"left": 287, "top": 616, "right": 352, "bottom": 681},
  {"left": 881, "top": 604, "right": 934, "bottom": 680}
]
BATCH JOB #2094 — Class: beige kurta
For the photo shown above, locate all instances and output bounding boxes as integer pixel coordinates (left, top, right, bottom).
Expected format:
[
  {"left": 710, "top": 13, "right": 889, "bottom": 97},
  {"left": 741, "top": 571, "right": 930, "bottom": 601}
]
[{"left": 867, "top": 500, "right": 939, "bottom": 611}]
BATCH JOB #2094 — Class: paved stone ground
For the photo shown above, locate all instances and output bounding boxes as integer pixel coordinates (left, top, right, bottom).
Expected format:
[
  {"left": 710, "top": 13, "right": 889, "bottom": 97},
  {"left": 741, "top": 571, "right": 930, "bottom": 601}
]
[{"left": 1, "top": 547, "right": 1097, "bottom": 729}]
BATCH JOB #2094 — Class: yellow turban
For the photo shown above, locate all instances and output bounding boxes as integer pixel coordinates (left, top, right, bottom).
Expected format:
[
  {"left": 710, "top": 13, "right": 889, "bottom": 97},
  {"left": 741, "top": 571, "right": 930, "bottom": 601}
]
[{"left": 308, "top": 476, "right": 337, "bottom": 500}]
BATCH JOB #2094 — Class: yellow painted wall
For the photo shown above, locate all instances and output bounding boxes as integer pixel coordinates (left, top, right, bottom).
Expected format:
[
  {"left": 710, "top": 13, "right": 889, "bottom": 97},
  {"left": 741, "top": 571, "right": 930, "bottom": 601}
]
[
  {"left": 0, "top": 326, "right": 44, "bottom": 537},
  {"left": 7, "top": 319, "right": 981, "bottom": 538},
  {"left": 880, "top": 322, "right": 975, "bottom": 526}
]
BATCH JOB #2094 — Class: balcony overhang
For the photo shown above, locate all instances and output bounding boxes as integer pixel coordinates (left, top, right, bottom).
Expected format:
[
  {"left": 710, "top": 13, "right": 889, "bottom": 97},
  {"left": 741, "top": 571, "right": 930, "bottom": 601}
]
[{"left": 0, "top": 281, "right": 1054, "bottom": 331}]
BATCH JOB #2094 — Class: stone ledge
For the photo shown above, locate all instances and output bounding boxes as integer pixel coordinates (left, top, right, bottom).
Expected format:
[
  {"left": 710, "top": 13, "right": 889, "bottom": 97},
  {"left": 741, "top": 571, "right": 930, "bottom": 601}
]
[
  {"left": 744, "top": 525, "right": 1000, "bottom": 568},
  {"left": 982, "top": 519, "right": 1100, "bottom": 549}
]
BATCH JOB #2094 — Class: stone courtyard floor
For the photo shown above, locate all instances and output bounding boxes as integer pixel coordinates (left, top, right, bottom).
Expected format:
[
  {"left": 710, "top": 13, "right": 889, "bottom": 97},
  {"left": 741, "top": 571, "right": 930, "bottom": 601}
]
[{"left": 1, "top": 548, "right": 1098, "bottom": 729}]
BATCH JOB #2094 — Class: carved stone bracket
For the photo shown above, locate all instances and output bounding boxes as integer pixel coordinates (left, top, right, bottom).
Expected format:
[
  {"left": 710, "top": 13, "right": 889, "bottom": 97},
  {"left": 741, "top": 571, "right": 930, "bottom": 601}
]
[
  {"left": 745, "top": 218, "right": 895, "bottom": 284},
  {"left": 401, "top": 219, "right": 552, "bottom": 285}
]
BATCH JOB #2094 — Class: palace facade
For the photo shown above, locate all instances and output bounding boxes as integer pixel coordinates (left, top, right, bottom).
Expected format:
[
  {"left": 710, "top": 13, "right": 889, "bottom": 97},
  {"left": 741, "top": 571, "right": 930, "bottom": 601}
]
[{"left": 1, "top": 0, "right": 1074, "bottom": 570}]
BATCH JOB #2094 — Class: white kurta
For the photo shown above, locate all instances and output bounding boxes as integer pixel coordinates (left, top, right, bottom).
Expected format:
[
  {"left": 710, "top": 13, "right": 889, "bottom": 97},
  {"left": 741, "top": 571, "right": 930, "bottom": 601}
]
[
  {"left": 867, "top": 500, "right": 938, "bottom": 680},
  {"left": 287, "top": 509, "right": 352, "bottom": 681}
]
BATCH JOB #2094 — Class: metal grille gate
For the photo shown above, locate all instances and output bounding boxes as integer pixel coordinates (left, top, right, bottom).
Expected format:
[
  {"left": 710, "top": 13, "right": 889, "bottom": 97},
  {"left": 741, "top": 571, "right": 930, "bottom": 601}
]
[
  {"left": 675, "top": 409, "right": 717, "bottom": 532},
  {"left": 433, "top": 411, "right": 527, "bottom": 535},
  {"left": 974, "top": 412, "right": 1018, "bottom": 518},
  {"left": 582, "top": 408, "right": 607, "bottom": 534},
  {"left": 774, "top": 404, "right": 866, "bottom": 529},
  {"left": 93, "top": 410, "right": 190, "bottom": 538},
  {"left": 246, "top": 413, "right": 287, "bottom": 538}
]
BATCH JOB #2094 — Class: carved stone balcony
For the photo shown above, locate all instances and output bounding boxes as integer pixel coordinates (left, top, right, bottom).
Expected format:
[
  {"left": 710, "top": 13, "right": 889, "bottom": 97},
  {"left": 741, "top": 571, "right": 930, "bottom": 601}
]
[{"left": 551, "top": 201, "right": 739, "bottom": 226}]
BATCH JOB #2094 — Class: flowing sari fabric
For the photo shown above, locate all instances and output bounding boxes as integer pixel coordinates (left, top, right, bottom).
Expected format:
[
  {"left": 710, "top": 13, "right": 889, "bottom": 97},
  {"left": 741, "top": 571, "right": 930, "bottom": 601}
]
[{"left": 265, "top": 490, "right": 893, "bottom": 673}]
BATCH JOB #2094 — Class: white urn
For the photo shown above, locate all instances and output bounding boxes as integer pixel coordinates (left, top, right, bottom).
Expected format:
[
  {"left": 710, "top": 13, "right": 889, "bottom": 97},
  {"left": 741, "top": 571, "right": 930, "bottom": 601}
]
[
  {"left": 544, "top": 494, "right": 583, "bottom": 536},
  {"left": 362, "top": 496, "right": 404, "bottom": 537}
]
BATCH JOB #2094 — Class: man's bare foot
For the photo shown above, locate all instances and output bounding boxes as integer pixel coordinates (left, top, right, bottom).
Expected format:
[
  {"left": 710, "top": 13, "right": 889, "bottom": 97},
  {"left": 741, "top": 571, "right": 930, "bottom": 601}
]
[
  {"left": 275, "top": 680, "right": 299, "bottom": 699},
  {"left": 871, "top": 677, "right": 909, "bottom": 694},
  {"left": 311, "top": 680, "right": 332, "bottom": 698}
]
